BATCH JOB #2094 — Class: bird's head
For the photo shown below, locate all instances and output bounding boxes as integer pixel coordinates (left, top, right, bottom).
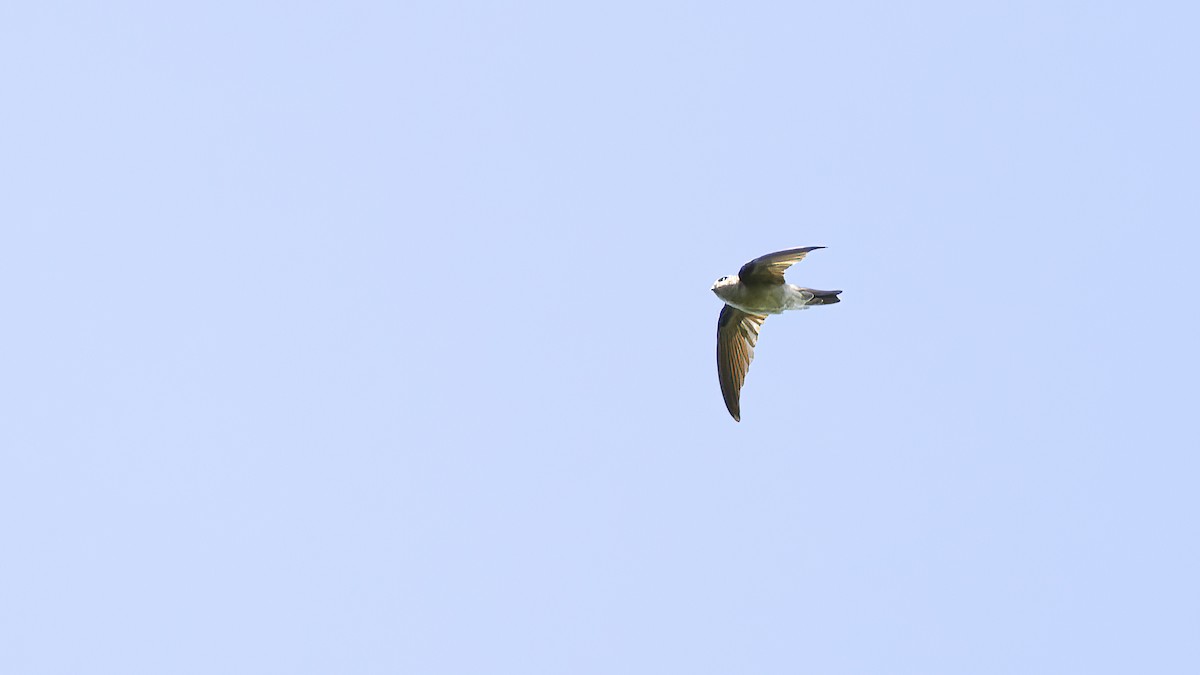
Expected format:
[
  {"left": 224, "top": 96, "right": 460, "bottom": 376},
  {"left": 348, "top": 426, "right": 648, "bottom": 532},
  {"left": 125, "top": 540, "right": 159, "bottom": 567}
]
[{"left": 711, "top": 275, "right": 736, "bottom": 298}]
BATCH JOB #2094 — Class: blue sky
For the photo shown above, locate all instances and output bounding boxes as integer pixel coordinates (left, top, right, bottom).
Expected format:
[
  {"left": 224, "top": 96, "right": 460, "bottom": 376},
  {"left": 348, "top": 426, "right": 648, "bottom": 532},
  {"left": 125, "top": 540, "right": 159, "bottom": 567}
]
[{"left": 3, "top": 1, "right": 1198, "bottom": 673}]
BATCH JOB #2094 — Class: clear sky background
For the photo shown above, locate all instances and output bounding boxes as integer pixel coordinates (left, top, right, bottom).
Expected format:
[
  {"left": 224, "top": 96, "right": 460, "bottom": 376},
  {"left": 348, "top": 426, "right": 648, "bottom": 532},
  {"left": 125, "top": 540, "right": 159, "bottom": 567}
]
[{"left": 3, "top": 1, "right": 1198, "bottom": 673}]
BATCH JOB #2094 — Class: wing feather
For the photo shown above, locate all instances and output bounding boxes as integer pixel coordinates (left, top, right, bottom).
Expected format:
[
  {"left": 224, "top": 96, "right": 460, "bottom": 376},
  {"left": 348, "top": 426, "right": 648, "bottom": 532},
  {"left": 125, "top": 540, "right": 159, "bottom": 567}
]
[
  {"left": 737, "top": 246, "right": 824, "bottom": 285},
  {"left": 717, "top": 305, "right": 769, "bottom": 422}
]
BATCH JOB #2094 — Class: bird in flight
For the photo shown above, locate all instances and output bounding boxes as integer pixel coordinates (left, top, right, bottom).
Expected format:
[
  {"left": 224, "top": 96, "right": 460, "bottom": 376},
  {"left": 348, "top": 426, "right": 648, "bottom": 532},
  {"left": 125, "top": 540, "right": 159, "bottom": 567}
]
[{"left": 712, "top": 246, "right": 841, "bottom": 421}]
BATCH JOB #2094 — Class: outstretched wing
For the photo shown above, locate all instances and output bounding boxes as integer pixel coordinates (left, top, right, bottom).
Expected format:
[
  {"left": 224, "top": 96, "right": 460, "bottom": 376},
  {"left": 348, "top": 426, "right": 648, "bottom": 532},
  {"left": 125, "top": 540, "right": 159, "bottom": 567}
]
[
  {"left": 717, "top": 305, "right": 769, "bottom": 422},
  {"left": 737, "top": 246, "right": 824, "bottom": 285}
]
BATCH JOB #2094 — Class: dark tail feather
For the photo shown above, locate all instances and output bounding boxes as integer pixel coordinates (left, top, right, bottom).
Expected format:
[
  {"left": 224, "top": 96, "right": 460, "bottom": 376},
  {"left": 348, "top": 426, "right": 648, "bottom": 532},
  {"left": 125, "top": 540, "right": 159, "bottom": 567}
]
[{"left": 809, "top": 289, "right": 842, "bottom": 305}]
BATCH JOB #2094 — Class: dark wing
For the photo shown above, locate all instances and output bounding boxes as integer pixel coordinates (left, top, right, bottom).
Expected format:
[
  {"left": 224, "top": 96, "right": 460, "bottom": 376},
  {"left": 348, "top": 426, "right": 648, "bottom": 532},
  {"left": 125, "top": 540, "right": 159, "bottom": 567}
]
[
  {"left": 737, "top": 246, "right": 825, "bottom": 285},
  {"left": 717, "top": 305, "right": 769, "bottom": 422}
]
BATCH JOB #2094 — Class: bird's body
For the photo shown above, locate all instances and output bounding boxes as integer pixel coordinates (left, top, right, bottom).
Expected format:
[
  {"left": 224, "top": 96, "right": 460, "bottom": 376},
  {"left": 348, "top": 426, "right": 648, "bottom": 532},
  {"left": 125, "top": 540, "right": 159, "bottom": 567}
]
[
  {"left": 712, "top": 246, "right": 841, "bottom": 422},
  {"left": 712, "top": 279, "right": 822, "bottom": 315}
]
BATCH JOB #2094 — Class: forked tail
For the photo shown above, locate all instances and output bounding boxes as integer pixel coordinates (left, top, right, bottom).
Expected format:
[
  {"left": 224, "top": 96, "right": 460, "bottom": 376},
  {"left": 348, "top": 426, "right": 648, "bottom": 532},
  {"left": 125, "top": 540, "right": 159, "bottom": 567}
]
[{"left": 808, "top": 288, "right": 842, "bottom": 305}]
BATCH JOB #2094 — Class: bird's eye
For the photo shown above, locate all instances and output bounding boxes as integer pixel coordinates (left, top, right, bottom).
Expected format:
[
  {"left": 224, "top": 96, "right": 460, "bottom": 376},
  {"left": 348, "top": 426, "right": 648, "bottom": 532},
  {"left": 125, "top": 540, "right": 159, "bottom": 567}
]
[{"left": 719, "top": 276, "right": 728, "bottom": 282}]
